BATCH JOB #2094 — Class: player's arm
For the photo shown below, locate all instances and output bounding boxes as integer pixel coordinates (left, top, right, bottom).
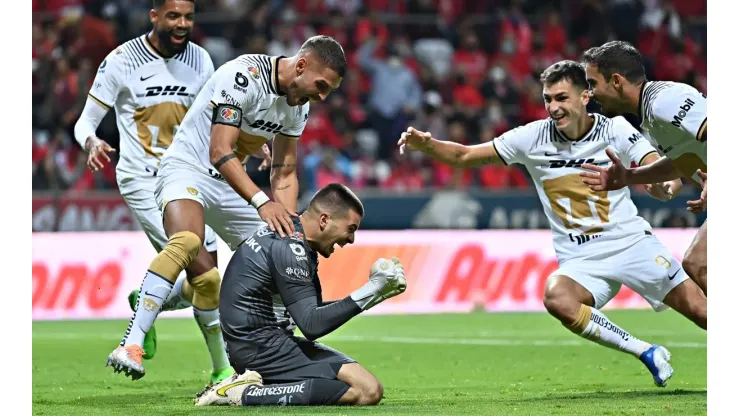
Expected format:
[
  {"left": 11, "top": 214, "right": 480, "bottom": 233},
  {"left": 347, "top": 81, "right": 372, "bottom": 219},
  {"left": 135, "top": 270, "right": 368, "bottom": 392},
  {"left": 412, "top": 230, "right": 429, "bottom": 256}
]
[
  {"left": 625, "top": 155, "right": 682, "bottom": 185},
  {"left": 74, "top": 53, "right": 121, "bottom": 171},
  {"left": 655, "top": 86, "right": 707, "bottom": 143},
  {"left": 271, "top": 242, "right": 362, "bottom": 341},
  {"left": 209, "top": 66, "right": 296, "bottom": 237},
  {"left": 270, "top": 135, "right": 299, "bottom": 213},
  {"left": 398, "top": 127, "right": 504, "bottom": 168},
  {"left": 640, "top": 152, "right": 682, "bottom": 201}
]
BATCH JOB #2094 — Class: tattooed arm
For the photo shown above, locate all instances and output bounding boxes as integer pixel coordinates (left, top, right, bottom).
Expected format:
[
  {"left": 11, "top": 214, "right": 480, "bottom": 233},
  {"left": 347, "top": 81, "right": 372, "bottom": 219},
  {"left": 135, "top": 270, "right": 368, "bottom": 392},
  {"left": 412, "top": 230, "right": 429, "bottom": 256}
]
[{"left": 270, "top": 135, "right": 299, "bottom": 213}]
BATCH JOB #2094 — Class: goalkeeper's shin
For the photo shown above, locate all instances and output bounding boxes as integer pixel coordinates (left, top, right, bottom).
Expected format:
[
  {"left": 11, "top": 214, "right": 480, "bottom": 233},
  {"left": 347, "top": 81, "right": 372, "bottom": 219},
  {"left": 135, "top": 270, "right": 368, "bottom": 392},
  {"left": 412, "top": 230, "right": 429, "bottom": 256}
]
[{"left": 241, "top": 379, "right": 350, "bottom": 406}]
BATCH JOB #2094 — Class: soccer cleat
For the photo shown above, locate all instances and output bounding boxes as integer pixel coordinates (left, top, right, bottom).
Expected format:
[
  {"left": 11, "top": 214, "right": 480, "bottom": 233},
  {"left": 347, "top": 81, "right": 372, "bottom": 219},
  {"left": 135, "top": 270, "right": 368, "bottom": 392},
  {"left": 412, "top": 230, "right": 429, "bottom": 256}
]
[
  {"left": 106, "top": 345, "right": 146, "bottom": 381},
  {"left": 211, "top": 366, "right": 236, "bottom": 384},
  {"left": 128, "top": 289, "right": 157, "bottom": 360},
  {"left": 194, "top": 370, "right": 263, "bottom": 406},
  {"left": 639, "top": 345, "right": 673, "bottom": 387}
]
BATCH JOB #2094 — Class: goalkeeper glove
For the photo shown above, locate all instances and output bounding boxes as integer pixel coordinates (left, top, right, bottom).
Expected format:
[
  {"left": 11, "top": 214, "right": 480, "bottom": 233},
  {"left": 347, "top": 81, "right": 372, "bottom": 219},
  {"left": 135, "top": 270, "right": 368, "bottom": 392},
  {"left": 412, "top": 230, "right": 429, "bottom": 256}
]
[{"left": 350, "top": 257, "right": 407, "bottom": 311}]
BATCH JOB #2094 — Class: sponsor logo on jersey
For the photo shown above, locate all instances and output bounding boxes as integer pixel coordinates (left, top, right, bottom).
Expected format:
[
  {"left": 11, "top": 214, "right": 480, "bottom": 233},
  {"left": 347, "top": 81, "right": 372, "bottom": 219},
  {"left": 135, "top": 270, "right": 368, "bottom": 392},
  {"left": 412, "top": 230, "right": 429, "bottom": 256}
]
[
  {"left": 247, "top": 66, "right": 260, "bottom": 80},
  {"left": 221, "top": 90, "right": 241, "bottom": 107},
  {"left": 671, "top": 98, "right": 696, "bottom": 128},
  {"left": 628, "top": 133, "right": 641, "bottom": 144},
  {"left": 568, "top": 232, "right": 603, "bottom": 245},
  {"left": 220, "top": 107, "right": 239, "bottom": 122},
  {"left": 244, "top": 236, "right": 262, "bottom": 253},
  {"left": 547, "top": 158, "right": 603, "bottom": 169},
  {"left": 289, "top": 243, "right": 308, "bottom": 261},
  {"left": 144, "top": 85, "right": 189, "bottom": 97},
  {"left": 249, "top": 119, "right": 284, "bottom": 134},
  {"left": 285, "top": 267, "right": 310, "bottom": 280}
]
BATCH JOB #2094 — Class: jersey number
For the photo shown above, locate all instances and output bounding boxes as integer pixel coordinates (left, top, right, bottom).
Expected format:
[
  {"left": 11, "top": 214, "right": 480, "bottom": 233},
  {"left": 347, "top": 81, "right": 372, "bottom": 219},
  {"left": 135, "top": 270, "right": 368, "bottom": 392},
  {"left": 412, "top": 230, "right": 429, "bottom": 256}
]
[
  {"left": 134, "top": 102, "right": 189, "bottom": 157},
  {"left": 543, "top": 174, "right": 610, "bottom": 232}
]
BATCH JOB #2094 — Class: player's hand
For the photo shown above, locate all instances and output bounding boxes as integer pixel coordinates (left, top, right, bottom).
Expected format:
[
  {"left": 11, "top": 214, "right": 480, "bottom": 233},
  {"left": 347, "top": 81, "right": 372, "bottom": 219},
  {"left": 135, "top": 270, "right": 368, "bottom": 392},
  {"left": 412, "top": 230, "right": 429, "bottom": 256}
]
[
  {"left": 257, "top": 201, "right": 297, "bottom": 238},
  {"left": 687, "top": 169, "right": 707, "bottom": 214},
  {"left": 646, "top": 179, "right": 680, "bottom": 201},
  {"left": 85, "top": 136, "right": 116, "bottom": 172},
  {"left": 398, "top": 127, "right": 432, "bottom": 155},
  {"left": 580, "top": 148, "right": 628, "bottom": 191},
  {"left": 257, "top": 143, "right": 271, "bottom": 171},
  {"left": 351, "top": 257, "right": 408, "bottom": 311}
]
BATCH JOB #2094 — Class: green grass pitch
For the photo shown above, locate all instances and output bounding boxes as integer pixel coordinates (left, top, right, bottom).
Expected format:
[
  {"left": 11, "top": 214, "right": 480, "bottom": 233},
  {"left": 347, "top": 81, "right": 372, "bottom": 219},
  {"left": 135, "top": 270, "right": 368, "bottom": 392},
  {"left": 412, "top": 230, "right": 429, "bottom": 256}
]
[{"left": 33, "top": 310, "right": 706, "bottom": 415}]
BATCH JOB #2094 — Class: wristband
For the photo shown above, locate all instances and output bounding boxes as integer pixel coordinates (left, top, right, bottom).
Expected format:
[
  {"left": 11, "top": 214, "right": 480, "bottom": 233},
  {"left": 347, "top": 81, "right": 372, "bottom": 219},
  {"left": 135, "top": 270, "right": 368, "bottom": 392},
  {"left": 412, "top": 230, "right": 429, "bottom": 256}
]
[{"left": 250, "top": 191, "right": 270, "bottom": 210}]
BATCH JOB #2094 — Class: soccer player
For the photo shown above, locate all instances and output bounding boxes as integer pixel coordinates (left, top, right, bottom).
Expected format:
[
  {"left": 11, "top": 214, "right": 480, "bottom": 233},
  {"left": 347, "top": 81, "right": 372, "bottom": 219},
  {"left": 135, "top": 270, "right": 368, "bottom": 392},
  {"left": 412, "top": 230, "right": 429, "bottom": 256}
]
[
  {"left": 74, "top": 0, "right": 251, "bottom": 383},
  {"left": 194, "top": 183, "right": 407, "bottom": 406},
  {"left": 398, "top": 60, "right": 706, "bottom": 387},
  {"left": 579, "top": 41, "right": 707, "bottom": 295},
  {"left": 106, "top": 35, "right": 347, "bottom": 381}
]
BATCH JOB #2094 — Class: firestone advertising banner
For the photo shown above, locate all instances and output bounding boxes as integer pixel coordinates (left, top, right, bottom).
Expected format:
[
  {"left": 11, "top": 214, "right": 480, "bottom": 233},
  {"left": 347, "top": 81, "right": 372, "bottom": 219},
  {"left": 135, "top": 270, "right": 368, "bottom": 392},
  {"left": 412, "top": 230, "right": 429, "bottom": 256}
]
[{"left": 32, "top": 229, "right": 698, "bottom": 320}]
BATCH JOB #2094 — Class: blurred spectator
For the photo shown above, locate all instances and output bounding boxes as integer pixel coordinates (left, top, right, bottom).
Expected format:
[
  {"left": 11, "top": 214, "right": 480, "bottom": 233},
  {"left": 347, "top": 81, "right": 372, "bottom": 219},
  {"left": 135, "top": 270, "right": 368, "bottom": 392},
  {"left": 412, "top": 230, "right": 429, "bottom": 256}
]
[{"left": 357, "top": 38, "right": 422, "bottom": 160}]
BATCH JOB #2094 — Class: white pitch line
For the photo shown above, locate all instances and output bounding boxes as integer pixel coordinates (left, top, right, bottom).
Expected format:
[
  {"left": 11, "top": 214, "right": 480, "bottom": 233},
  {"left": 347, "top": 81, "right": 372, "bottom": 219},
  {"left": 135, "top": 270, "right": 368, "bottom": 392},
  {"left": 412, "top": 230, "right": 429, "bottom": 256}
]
[{"left": 33, "top": 332, "right": 706, "bottom": 348}]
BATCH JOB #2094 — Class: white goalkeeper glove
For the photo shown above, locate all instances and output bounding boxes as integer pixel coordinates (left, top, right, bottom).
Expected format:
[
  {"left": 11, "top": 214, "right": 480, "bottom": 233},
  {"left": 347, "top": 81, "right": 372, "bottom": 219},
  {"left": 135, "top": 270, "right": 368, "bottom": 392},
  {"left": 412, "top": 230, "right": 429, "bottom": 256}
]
[{"left": 350, "top": 257, "right": 408, "bottom": 311}]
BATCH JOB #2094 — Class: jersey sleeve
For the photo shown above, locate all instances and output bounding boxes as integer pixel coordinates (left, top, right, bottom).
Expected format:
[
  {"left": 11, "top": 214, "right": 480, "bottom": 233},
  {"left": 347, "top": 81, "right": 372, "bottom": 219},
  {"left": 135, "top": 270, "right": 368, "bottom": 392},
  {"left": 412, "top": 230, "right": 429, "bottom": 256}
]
[
  {"left": 279, "top": 103, "right": 310, "bottom": 138},
  {"left": 209, "top": 61, "right": 261, "bottom": 129},
  {"left": 611, "top": 116, "right": 659, "bottom": 166},
  {"left": 652, "top": 85, "right": 707, "bottom": 142},
  {"left": 492, "top": 121, "right": 541, "bottom": 165},
  {"left": 88, "top": 50, "right": 125, "bottom": 110},
  {"left": 269, "top": 240, "right": 317, "bottom": 306}
]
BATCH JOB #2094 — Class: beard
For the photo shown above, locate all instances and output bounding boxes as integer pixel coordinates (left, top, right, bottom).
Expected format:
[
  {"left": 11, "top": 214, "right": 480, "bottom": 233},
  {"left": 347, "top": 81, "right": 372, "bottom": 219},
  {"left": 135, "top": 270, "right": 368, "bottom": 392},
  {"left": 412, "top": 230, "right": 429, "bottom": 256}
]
[{"left": 155, "top": 27, "right": 190, "bottom": 55}]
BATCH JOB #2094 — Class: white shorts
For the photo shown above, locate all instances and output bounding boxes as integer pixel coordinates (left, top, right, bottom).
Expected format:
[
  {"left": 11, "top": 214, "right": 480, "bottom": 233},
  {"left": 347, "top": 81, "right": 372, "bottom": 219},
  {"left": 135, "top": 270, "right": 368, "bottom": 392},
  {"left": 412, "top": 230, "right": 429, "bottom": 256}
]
[
  {"left": 118, "top": 175, "right": 218, "bottom": 253},
  {"left": 154, "top": 159, "right": 265, "bottom": 250},
  {"left": 551, "top": 235, "right": 689, "bottom": 311}
]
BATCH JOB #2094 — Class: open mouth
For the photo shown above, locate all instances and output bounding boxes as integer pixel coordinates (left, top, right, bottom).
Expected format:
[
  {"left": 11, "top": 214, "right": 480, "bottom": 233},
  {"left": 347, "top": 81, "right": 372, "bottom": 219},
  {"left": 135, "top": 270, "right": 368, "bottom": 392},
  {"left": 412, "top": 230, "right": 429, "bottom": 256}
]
[
  {"left": 170, "top": 32, "right": 188, "bottom": 43},
  {"left": 551, "top": 113, "right": 567, "bottom": 123}
]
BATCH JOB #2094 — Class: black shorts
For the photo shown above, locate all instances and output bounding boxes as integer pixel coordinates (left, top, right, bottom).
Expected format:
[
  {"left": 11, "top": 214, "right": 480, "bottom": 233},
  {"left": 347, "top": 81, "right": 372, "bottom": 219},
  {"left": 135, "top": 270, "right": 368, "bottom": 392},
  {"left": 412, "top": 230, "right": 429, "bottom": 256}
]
[{"left": 225, "top": 327, "right": 356, "bottom": 384}]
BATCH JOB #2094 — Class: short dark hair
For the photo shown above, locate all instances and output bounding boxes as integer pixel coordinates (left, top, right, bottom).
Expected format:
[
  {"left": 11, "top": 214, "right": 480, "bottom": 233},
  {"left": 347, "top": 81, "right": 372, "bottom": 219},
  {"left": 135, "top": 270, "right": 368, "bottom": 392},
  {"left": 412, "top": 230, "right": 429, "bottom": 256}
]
[
  {"left": 153, "top": 0, "right": 194, "bottom": 9},
  {"left": 582, "top": 41, "right": 646, "bottom": 84},
  {"left": 299, "top": 35, "right": 347, "bottom": 78},
  {"left": 308, "top": 183, "right": 364, "bottom": 218},
  {"left": 540, "top": 60, "right": 589, "bottom": 90}
]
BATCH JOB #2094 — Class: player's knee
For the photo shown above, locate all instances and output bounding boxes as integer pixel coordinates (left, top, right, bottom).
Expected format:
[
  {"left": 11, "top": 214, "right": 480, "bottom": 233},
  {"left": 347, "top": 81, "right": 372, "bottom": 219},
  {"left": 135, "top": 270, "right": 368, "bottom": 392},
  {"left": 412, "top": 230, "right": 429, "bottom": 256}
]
[
  {"left": 543, "top": 284, "right": 578, "bottom": 324},
  {"left": 689, "top": 298, "right": 707, "bottom": 330},
  {"left": 358, "top": 381, "right": 383, "bottom": 405},
  {"left": 682, "top": 255, "right": 706, "bottom": 279},
  {"left": 168, "top": 231, "right": 202, "bottom": 265},
  {"left": 189, "top": 268, "right": 222, "bottom": 310}
]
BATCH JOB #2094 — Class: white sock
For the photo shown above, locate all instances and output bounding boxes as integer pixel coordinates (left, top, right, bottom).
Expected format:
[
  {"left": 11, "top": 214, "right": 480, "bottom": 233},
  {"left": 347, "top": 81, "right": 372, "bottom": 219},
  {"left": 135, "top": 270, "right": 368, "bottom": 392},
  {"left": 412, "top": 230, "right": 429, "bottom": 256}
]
[
  {"left": 122, "top": 271, "right": 173, "bottom": 347},
  {"left": 193, "top": 307, "right": 231, "bottom": 371},
  {"left": 578, "top": 307, "right": 651, "bottom": 357},
  {"left": 161, "top": 274, "right": 193, "bottom": 312}
]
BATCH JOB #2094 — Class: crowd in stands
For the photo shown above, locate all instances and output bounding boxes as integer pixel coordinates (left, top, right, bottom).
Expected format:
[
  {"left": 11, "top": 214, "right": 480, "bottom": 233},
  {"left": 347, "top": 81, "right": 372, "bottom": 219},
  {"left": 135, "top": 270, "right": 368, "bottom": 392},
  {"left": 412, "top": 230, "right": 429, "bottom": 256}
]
[{"left": 32, "top": 0, "right": 707, "bottom": 195}]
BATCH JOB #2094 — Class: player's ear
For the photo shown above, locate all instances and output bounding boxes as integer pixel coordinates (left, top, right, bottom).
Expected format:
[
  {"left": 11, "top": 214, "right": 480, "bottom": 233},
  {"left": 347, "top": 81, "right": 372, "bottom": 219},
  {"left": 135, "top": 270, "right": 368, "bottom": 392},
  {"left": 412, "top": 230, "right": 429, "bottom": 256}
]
[
  {"left": 581, "top": 88, "right": 590, "bottom": 106},
  {"left": 319, "top": 212, "right": 330, "bottom": 231},
  {"left": 295, "top": 58, "right": 307, "bottom": 76},
  {"left": 150, "top": 8, "right": 158, "bottom": 25}
]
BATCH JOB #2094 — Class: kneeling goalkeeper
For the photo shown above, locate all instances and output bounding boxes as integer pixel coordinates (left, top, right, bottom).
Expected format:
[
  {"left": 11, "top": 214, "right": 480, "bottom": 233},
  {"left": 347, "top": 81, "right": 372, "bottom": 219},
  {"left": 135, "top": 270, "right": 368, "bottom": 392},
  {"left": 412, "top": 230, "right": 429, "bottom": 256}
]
[{"left": 195, "top": 183, "right": 407, "bottom": 407}]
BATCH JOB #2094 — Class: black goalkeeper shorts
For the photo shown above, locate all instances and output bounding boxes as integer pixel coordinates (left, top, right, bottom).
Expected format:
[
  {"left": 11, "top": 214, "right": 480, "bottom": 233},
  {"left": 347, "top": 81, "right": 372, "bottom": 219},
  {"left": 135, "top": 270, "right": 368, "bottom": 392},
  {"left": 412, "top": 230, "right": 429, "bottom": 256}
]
[{"left": 225, "top": 327, "right": 356, "bottom": 384}]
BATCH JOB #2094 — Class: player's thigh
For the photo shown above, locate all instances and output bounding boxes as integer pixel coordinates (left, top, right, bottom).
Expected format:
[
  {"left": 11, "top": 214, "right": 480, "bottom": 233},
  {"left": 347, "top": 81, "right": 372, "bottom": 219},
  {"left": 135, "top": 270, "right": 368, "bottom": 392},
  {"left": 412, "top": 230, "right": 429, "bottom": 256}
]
[
  {"left": 617, "top": 236, "right": 690, "bottom": 311},
  {"left": 155, "top": 166, "right": 208, "bottom": 241},
  {"left": 205, "top": 181, "right": 267, "bottom": 250},
  {"left": 548, "top": 262, "right": 621, "bottom": 311},
  {"left": 119, "top": 179, "right": 168, "bottom": 252},
  {"left": 661, "top": 278, "right": 706, "bottom": 327}
]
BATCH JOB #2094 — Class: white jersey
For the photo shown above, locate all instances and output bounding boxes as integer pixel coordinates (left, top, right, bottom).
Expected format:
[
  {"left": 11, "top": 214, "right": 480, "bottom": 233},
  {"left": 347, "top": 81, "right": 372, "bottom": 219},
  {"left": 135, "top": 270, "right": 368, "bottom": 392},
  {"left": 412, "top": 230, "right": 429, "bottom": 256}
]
[
  {"left": 639, "top": 81, "right": 707, "bottom": 184},
  {"left": 493, "top": 114, "right": 658, "bottom": 263},
  {"left": 88, "top": 34, "right": 214, "bottom": 180},
  {"left": 163, "top": 54, "right": 310, "bottom": 177}
]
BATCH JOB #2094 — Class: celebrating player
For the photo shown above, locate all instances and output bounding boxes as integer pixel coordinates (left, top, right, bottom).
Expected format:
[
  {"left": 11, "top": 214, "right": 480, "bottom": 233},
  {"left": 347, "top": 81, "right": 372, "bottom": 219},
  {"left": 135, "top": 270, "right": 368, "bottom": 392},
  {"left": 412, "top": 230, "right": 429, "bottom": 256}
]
[
  {"left": 195, "top": 183, "right": 407, "bottom": 407},
  {"left": 105, "top": 35, "right": 347, "bottom": 381},
  {"left": 74, "top": 0, "right": 258, "bottom": 383},
  {"left": 398, "top": 60, "right": 706, "bottom": 387},
  {"left": 579, "top": 41, "right": 707, "bottom": 295}
]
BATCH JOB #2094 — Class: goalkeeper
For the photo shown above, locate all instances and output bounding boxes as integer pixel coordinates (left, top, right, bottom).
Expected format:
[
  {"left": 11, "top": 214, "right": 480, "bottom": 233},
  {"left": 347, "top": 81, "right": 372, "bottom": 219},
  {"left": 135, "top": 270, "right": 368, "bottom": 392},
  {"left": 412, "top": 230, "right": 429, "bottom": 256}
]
[{"left": 195, "top": 183, "right": 407, "bottom": 407}]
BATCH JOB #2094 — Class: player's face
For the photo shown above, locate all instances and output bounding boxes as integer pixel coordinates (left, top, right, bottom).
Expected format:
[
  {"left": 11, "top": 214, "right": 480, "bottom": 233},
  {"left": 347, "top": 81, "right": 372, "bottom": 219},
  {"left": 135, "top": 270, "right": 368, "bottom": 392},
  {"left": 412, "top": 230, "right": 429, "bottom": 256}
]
[
  {"left": 584, "top": 63, "right": 622, "bottom": 116},
  {"left": 286, "top": 57, "right": 343, "bottom": 107},
  {"left": 151, "top": 0, "right": 195, "bottom": 55},
  {"left": 318, "top": 210, "right": 361, "bottom": 258},
  {"left": 542, "top": 80, "right": 589, "bottom": 131}
]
